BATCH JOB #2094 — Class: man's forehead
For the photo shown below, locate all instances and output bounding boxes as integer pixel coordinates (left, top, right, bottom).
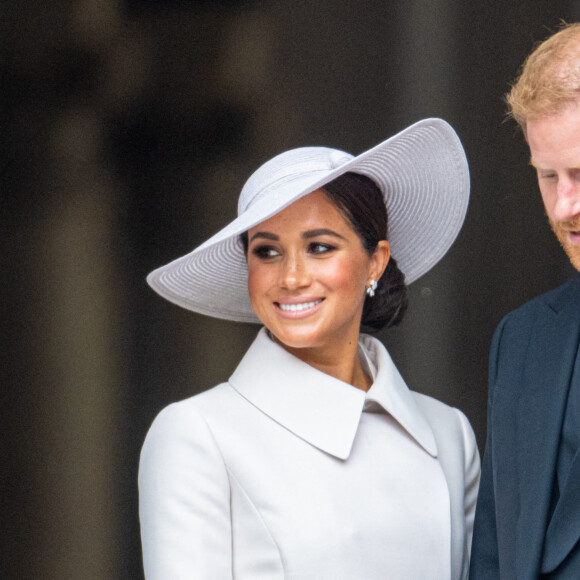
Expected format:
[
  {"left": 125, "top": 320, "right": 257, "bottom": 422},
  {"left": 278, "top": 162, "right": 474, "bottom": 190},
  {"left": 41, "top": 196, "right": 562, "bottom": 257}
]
[{"left": 526, "top": 107, "right": 580, "bottom": 167}]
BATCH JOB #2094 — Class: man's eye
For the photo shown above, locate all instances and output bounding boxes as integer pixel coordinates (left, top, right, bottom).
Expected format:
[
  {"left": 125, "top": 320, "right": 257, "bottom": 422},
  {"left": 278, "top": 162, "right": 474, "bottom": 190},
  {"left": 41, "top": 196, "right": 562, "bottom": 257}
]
[{"left": 252, "top": 245, "right": 279, "bottom": 259}]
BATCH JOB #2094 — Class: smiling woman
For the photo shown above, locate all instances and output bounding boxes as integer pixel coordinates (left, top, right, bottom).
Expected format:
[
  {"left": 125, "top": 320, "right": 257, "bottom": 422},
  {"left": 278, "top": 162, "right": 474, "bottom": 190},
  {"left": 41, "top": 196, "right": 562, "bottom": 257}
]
[
  {"left": 139, "top": 118, "right": 479, "bottom": 579},
  {"left": 245, "top": 186, "right": 392, "bottom": 388}
]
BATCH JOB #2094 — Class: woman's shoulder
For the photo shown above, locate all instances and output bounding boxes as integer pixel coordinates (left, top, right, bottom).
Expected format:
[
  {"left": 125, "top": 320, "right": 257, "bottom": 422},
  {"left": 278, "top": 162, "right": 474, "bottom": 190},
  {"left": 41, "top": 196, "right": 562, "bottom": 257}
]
[
  {"left": 411, "top": 390, "right": 461, "bottom": 419},
  {"left": 411, "top": 393, "right": 480, "bottom": 492},
  {"left": 412, "top": 392, "right": 477, "bottom": 449},
  {"left": 146, "top": 382, "right": 237, "bottom": 434},
  {"left": 144, "top": 383, "right": 250, "bottom": 458},
  {"left": 140, "top": 383, "right": 242, "bottom": 480}
]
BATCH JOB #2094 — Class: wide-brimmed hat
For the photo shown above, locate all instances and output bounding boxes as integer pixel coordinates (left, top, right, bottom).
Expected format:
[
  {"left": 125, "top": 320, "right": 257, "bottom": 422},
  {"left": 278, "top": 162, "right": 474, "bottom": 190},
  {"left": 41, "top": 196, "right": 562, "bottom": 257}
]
[{"left": 147, "top": 118, "right": 470, "bottom": 323}]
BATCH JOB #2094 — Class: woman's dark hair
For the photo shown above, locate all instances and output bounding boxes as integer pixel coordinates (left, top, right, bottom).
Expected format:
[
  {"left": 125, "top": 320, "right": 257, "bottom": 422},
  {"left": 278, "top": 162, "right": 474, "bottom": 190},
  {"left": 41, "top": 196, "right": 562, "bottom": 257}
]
[
  {"left": 240, "top": 171, "right": 408, "bottom": 331},
  {"left": 321, "top": 172, "right": 408, "bottom": 331}
]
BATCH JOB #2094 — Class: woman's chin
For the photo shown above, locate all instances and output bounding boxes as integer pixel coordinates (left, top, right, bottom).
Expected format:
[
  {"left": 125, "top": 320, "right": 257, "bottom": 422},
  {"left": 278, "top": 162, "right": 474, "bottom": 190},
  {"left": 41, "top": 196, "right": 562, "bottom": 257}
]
[{"left": 268, "top": 326, "right": 324, "bottom": 352}]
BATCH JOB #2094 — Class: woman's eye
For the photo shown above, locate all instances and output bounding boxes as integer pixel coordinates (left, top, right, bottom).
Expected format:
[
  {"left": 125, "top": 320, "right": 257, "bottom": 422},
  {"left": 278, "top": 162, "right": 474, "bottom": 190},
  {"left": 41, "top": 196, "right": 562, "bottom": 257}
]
[
  {"left": 252, "top": 245, "right": 279, "bottom": 259},
  {"left": 309, "top": 242, "right": 335, "bottom": 255}
]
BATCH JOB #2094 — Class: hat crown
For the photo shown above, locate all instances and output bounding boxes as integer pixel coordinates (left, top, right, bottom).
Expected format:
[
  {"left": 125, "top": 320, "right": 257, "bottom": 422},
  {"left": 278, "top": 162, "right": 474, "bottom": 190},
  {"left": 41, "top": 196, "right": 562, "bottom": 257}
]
[{"left": 238, "top": 147, "right": 353, "bottom": 215}]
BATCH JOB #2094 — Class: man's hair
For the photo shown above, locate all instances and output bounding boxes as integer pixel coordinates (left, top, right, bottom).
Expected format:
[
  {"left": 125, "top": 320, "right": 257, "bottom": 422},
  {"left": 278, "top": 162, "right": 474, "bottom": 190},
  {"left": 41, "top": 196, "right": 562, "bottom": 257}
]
[{"left": 507, "top": 22, "right": 580, "bottom": 135}]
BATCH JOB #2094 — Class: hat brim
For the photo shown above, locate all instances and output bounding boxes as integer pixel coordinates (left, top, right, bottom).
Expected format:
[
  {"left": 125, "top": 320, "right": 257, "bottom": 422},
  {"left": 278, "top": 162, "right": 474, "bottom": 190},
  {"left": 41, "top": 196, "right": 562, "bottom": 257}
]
[{"left": 147, "top": 118, "right": 470, "bottom": 323}]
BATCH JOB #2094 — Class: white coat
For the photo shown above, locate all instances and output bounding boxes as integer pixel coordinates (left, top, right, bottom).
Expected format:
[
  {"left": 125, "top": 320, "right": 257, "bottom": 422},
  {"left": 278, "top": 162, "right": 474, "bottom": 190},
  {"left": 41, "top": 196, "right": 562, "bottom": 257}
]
[{"left": 139, "top": 328, "right": 480, "bottom": 579}]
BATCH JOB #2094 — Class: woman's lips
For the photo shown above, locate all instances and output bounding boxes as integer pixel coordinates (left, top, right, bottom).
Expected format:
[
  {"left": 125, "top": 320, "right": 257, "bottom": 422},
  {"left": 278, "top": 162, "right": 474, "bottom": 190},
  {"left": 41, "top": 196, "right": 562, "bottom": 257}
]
[
  {"left": 569, "top": 230, "right": 580, "bottom": 245},
  {"left": 274, "top": 298, "right": 324, "bottom": 318},
  {"left": 277, "top": 299, "right": 323, "bottom": 312}
]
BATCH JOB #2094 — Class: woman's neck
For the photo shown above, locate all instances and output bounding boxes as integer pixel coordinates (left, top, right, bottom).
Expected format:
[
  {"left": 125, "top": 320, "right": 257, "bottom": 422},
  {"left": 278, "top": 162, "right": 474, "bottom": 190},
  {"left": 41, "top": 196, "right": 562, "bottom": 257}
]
[{"left": 272, "top": 333, "right": 372, "bottom": 392}]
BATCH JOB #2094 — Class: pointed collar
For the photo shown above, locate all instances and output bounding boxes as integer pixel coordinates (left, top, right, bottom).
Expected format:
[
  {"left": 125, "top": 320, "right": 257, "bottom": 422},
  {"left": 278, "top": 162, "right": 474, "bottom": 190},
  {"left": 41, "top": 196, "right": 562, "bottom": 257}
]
[
  {"left": 228, "top": 328, "right": 438, "bottom": 460},
  {"left": 360, "top": 334, "right": 438, "bottom": 457}
]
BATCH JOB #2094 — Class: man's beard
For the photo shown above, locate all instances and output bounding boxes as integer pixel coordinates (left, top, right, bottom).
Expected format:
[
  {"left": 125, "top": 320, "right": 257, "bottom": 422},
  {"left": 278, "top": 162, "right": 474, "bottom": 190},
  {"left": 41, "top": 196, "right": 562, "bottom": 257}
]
[{"left": 549, "top": 217, "right": 580, "bottom": 271}]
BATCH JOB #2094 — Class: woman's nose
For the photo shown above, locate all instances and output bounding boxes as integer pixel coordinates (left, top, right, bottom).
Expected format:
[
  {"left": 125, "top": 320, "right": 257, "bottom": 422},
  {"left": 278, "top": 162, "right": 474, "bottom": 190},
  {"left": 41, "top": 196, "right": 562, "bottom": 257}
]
[{"left": 280, "top": 253, "right": 310, "bottom": 289}]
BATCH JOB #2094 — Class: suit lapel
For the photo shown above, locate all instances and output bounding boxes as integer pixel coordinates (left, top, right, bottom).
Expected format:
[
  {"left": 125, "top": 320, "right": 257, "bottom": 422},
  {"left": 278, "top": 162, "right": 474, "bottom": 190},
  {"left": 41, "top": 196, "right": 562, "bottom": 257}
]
[
  {"left": 516, "top": 279, "right": 580, "bottom": 578},
  {"left": 516, "top": 293, "right": 578, "bottom": 578},
  {"left": 542, "top": 444, "right": 580, "bottom": 573}
]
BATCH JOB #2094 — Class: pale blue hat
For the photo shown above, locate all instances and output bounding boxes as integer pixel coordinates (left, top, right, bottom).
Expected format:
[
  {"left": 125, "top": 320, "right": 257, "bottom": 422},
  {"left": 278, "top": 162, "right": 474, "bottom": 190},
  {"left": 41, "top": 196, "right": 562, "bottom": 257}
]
[{"left": 147, "top": 118, "right": 470, "bottom": 322}]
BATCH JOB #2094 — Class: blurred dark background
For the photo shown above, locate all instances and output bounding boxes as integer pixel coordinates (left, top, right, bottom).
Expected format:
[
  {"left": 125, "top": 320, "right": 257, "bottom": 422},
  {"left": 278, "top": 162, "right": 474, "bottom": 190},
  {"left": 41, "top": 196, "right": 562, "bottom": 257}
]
[{"left": 3, "top": 1, "right": 579, "bottom": 578}]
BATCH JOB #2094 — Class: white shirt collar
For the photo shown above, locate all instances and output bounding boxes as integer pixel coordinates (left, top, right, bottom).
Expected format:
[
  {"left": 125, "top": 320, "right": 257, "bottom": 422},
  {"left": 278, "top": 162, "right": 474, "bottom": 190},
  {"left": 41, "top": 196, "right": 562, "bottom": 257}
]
[{"left": 228, "top": 328, "right": 437, "bottom": 460}]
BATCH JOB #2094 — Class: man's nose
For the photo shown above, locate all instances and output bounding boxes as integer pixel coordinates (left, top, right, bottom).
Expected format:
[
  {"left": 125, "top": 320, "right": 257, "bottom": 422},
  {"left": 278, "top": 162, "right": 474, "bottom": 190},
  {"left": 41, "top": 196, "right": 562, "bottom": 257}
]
[{"left": 552, "top": 178, "right": 580, "bottom": 222}]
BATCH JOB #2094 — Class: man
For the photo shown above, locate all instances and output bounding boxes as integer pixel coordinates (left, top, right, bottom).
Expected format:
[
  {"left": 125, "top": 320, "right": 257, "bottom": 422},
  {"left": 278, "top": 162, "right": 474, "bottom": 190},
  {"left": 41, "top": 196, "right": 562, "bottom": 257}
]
[{"left": 470, "top": 23, "right": 580, "bottom": 579}]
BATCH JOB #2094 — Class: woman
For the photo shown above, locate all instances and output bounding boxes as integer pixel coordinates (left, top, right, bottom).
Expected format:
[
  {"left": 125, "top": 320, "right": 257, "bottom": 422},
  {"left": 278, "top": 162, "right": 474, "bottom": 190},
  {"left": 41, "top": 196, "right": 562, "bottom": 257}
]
[{"left": 139, "top": 118, "right": 480, "bottom": 579}]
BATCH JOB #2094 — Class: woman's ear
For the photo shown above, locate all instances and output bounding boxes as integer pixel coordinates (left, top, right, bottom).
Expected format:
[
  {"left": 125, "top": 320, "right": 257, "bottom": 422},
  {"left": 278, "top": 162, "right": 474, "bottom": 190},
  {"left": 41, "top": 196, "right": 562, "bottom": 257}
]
[{"left": 370, "top": 241, "right": 390, "bottom": 281}]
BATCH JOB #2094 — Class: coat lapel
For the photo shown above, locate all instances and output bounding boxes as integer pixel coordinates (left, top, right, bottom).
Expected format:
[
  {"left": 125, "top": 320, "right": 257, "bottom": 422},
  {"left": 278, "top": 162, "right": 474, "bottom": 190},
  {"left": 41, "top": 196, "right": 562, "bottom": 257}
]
[
  {"left": 359, "top": 335, "right": 438, "bottom": 457},
  {"left": 228, "top": 328, "right": 438, "bottom": 461},
  {"left": 228, "top": 328, "right": 366, "bottom": 460},
  {"left": 516, "top": 278, "right": 580, "bottom": 578}
]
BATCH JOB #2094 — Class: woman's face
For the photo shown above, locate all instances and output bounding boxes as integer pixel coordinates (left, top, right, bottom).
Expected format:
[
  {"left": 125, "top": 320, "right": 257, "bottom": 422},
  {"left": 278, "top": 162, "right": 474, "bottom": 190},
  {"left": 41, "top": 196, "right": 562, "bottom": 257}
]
[{"left": 246, "top": 189, "right": 389, "bottom": 356}]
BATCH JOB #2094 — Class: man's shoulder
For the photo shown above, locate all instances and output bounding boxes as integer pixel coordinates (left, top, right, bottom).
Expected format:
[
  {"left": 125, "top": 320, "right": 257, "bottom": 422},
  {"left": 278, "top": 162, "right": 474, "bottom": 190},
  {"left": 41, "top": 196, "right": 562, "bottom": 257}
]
[
  {"left": 487, "top": 276, "right": 580, "bottom": 390},
  {"left": 503, "top": 274, "right": 580, "bottom": 324}
]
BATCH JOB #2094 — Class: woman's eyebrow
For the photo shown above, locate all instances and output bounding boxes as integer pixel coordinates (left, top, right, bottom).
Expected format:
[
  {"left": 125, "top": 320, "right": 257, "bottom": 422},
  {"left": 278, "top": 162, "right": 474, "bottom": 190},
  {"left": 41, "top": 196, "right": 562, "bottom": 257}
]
[
  {"left": 248, "top": 231, "right": 279, "bottom": 243},
  {"left": 302, "top": 228, "right": 346, "bottom": 240},
  {"left": 250, "top": 229, "right": 346, "bottom": 243}
]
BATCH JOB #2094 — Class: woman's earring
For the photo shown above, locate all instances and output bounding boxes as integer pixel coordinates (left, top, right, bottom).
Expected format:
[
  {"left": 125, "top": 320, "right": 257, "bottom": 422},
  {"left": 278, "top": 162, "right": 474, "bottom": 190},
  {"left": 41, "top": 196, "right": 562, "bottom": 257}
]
[{"left": 366, "top": 279, "right": 378, "bottom": 298}]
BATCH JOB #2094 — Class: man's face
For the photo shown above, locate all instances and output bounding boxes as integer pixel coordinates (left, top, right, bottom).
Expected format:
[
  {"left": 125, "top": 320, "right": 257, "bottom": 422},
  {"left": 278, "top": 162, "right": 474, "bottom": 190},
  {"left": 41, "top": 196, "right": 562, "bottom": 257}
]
[{"left": 527, "top": 103, "right": 580, "bottom": 271}]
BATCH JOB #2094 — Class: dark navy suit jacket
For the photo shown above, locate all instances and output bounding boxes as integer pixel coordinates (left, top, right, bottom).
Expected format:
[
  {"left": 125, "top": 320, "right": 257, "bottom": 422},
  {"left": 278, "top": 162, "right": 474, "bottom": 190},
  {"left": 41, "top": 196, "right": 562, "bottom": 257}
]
[{"left": 470, "top": 275, "right": 580, "bottom": 579}]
